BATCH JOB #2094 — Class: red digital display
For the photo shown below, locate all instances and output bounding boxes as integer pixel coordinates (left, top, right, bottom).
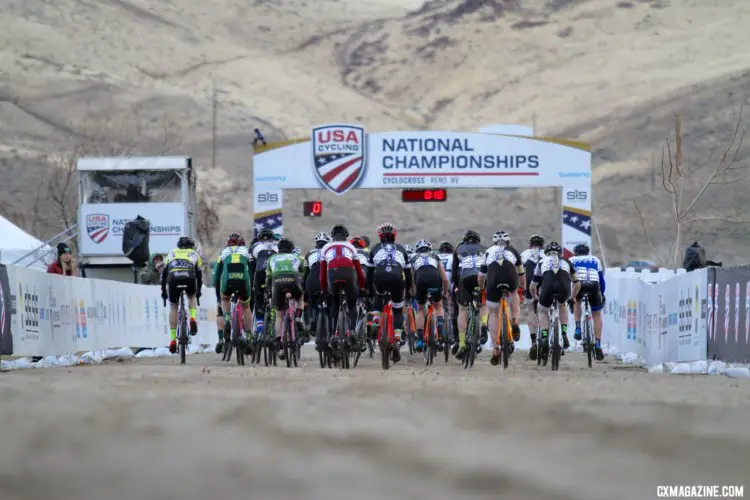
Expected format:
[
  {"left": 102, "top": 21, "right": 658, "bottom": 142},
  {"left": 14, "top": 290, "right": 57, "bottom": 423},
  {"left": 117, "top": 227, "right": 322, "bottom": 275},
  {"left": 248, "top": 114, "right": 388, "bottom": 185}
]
[
  {"left": 401, "top": 189, "right": 448, "bottom": 202},
  {"left": 303, "top": 201, "right": 323, "bottom": 217}
]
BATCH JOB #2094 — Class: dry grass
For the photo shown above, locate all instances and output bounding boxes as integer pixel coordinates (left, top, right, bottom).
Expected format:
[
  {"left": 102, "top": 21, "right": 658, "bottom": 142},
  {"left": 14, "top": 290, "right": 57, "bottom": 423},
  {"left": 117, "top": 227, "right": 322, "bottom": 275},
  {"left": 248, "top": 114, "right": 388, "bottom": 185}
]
[{"left": 1, "top": 0, "right": 749, "bottom": 265}]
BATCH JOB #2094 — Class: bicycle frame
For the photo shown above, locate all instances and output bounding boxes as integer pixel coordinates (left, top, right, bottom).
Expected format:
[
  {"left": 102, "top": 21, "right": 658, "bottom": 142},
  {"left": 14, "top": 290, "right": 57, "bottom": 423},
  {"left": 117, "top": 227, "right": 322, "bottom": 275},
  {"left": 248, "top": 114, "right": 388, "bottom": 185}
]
[
  {"left": 496, "top": 293, "right": 513, "bottom": 347},
  {"left": 377, "top": 291, "right": 395, "bottom": 370},
  {"left": 231, "top": 295, "right": 246, "bottom": 366},
  {"left": 279, "top": 292, "right": 298, "bottom": 367}
]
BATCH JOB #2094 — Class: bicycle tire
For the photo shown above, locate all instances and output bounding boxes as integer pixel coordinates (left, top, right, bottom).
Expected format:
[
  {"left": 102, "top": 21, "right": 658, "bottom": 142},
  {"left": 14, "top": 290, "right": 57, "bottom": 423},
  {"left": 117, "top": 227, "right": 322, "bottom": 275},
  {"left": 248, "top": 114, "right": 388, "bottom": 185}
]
[
  {"left": 380, "top": 309, "right": 390, "bottom": 370},
  {"left": 284, "top": 311, "right": 292, "bottom": 368},
  {"left": 501, "top": 303, "right": 510, "bottom": 370},
  {"left": 552, "top": 315, "right": 561, "bottom": 371},
  {"left": 464, "top": 306, "right": 474, "bottom": 369},
  {"left": 444, "top": 314, "right": 450, "bottom": 363},
  {"left": 427, "top": 321, "right": 436, "bottom": 366},
  {"left": 469, "top": 307, "right": 479, "bottom": 368},
  {"left": 233, "top": 312, "right": 244, "bottom": 366},
  {"left": 536, "top": 324, "right": 543, "bottom": 366},
  {"left": 584, "top": 313, "right": 593, "bottom": 368},
  {"left": 179, "top": 305, "right": 188, "bottom": 365},
  {"left": 353, "top": 314, "right": 365, "bottom": 368}
]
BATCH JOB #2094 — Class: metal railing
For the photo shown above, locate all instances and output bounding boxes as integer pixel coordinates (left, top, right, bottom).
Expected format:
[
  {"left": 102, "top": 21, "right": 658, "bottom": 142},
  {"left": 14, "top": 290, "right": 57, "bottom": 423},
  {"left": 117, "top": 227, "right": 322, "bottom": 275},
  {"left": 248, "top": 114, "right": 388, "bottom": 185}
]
[{"left": 12, "top": 224, "right": 79, "bottom": 268}]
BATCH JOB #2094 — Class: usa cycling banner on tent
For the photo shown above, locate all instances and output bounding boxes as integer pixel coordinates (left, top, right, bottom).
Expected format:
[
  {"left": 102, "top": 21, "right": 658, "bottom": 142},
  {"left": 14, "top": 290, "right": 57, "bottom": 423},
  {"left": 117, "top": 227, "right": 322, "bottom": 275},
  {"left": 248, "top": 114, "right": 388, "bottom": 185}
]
[
  {"left": 708, "top": 265, "right": 750, "bottom": 364},
  {"left": 0, "top": 264, "right": 12, "bottom": 355}
]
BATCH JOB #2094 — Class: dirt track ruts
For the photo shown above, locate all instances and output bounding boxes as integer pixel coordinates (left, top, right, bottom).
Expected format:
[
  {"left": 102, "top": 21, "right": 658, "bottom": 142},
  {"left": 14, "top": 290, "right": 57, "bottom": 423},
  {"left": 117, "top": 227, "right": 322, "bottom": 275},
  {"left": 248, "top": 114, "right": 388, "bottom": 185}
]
[{"left": 1, "top": 349, "right": 748, "bottom": 500}]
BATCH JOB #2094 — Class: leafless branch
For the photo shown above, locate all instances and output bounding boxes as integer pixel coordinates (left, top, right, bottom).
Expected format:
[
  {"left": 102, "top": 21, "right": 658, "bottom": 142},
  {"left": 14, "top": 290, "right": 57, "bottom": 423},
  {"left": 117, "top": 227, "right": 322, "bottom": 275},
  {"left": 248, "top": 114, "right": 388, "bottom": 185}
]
[{"left": 633, "top": 200, "right": 667, "bottom": 264}]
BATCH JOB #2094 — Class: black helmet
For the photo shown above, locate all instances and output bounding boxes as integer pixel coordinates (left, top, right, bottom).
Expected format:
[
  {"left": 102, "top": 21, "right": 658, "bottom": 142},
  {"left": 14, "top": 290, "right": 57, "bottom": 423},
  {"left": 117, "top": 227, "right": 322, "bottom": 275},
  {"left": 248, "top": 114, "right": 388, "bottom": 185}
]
[
  {"left": 277, "top": 238, "right": 295, "bottom": 253},
  {"left": 258, "top": 229, "right": 275, "bottom": 241},
  {"left": 438, "top": 241, "right": 454, "bottom": 253},
  {"left": 544, "top": 241, "right": 562, "bottom": 255},
  {"left": 529, "top": 234, "right": 545, "bottom": 247},
  {"left": 330, "top": 224, "right": 349, "bottom": 240},
  {"left": 361, "top": 235, "right": 371, "bottom": 248},
  {"left": 574, "top": 243, "right": 590, "bottom": 256},
  {"left": 463, "top": 230, "right": 481, "bottom": 243},
  {"left": 250, "top": 236, "right": 259, "bottom": 246},
  {"left": 177, "top": 236, "right": 195, "bottom": 249}
]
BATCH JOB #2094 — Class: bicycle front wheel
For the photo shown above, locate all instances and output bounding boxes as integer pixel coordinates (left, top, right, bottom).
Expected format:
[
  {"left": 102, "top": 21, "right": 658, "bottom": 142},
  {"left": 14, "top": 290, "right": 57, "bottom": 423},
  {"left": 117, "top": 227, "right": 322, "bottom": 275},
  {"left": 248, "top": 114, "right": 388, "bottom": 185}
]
[{"left": 501, "top": 305, "right": 510, "bottom": 370}]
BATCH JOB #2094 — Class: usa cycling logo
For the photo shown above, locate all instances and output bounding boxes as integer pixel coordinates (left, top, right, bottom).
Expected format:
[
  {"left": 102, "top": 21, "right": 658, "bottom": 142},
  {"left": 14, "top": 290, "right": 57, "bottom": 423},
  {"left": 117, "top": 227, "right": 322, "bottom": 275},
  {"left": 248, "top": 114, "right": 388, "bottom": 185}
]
[
  {"left": 312, "top": 124, "right": 366, "bottom": 195},
  {"left": 86, "top": 213, "right": 110, "bottom": 244}
]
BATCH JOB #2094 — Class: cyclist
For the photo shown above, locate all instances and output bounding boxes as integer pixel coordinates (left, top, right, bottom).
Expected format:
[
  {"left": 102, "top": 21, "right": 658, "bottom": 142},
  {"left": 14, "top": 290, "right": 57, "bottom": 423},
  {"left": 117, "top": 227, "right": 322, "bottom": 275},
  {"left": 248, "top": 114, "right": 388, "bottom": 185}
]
[
  {"left": 437, "top": 241, "right": 458, "bottom": 347},
  {"left": 451, "top": 230, "right": 486, "bottom": 360},
  {"left": 319, "top": 224, "right": 366, "bottom": 349},
  {"left": 304, "top": 232, "right": 331, "bottom": 339},
  {"left": 478, "top": 232, "right": 525, "bottom": 365},
  {"left": 411, "top": 239, "right": 450, "bottom": 352},
  {"left": 569, "top": 243, "right": 606, "bottom": 361},
  {"left": 212, "top": 258, "right": 225, "bottom": 353},
  {"left": 491, "top": 231, "right": 524, "bottom": 342},
  {"left": 521, "top": 234, "right": 545, "bottom": 359},
  {"left": 350, "top": 236, "right": 371, "bottom": 290},
  {"left": 360, "top": 235, "right": 371, "bottom": 252},
  {"left": 161, "top": 236, "right": 203, "bottom": 354},
  {"left": 529, "top": 241, "right": 580, "bottom": 362},
  {"left": 249, "top": 229, "right": 278, "bottom": 335},
  {"left": 265, "top": 238, "right": 307, "bottom": 353},
  {"left": 214, "top": 232, "right": 253, "bottom": 352},
  {"left": 368, "top": 222, "right": 412, "bottom": 364}
]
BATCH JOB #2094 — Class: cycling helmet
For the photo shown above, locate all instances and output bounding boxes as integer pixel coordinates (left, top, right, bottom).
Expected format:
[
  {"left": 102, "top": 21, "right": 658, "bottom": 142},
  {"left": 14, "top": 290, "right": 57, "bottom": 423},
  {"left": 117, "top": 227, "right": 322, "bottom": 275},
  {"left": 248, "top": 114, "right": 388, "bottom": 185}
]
[
  {"left": 257, "top": 229, "right": 275, "bottom": 242},
  {"left": 350, "top": 237, "right": 366, "bottom": 249},
  {"left": 277, "top": 238, "right": 294, "bottom": 253},
  {"left": 574, "top": 243, "right": 590, "bottom": 256},
  {"left": 438, "top": 241, "right": 454, "bottom": 253},
  {"left": 492, "top": 231, "right": 510, "bottom": 245},
  {"left": 292, "top": 247, "right": 301, "bottom": 256},
  {"left": 544, "top": 241, "right": 562, "bottom": 255},
  {"left": 330, "top": 224, "right": 349, "bottom": 240},
  {"left": 177, "top": 236, "right": 195, "bottom": 249},
  {"left": 361, "top": 235, "right": 371, "bottom": 248},
  {"left": 415, "top": 239, "right": 431, "bottom": 253},
  {"left": 314, "top": 232, "right": 331, "bottom": 244},
  {"left": 529, "top": 234, "right": 545, "bottom": 247},
  {"left": 227, "top": 232, "right": 245, "bottom": 247},
  {"left": 377, "top": 222, "right": 397, "bottom": 242},
  {"left": 273, "top": 232, "right": 282, "bottom": 241},
  {"left": 405, "top": 244, "right": 414, "bottom": 255},
  {"left": 250, "top": 237, "right": 259, "bottom": 246},
  {"left": 463, "top": 229, "right": 481, "bottom": 243}
]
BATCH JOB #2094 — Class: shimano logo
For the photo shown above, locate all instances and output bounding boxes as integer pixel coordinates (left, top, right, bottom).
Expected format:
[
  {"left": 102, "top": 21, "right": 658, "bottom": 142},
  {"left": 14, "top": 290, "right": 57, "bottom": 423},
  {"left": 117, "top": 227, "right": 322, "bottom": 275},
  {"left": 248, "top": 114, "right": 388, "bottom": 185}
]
[
  {"left": 255, "top": 176, "right": 287, "bottom": 182},
  {"left": 559, "top": 172, "right": 591, "bottom": 178}
]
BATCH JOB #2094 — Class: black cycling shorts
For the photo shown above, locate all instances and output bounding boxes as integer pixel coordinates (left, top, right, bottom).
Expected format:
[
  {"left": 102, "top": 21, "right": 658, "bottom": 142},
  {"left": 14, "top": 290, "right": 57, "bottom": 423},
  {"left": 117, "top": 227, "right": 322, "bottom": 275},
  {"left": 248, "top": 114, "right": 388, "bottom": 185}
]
[
  {"left": 167, "top": 276, "right": 196, "bottom": 305},
  {"left": 327, "top": 266, "right": 358, "bottom": 303},
  {"left": 223, "top": 279, "right": 251, "bottom": 303},
  {"left": 485, "top": 261, "right": 519, "bottom": 303},
  {"left": 538, "top": 270, "right": 572, "bottom": 309},
  {"left": 577, "top": 281, "right": 604, "bottom": 311},
  {"left": 372, "top": 266, "right": 405, "bottom": 310},
  {"left": 271, "top": 274, "right": 303, "bottom": 311},
  {"left": 457, "top": 271, "right": 480, "bottom": 307},
  {"left": 253, "top": 270, "right": 267, "bottom": 308},
  {"left": 415, "top": 268, "right": 442, "bottom": 305},
  {"left": 305, "top": 264, "right": 322, "bottom": 297}
]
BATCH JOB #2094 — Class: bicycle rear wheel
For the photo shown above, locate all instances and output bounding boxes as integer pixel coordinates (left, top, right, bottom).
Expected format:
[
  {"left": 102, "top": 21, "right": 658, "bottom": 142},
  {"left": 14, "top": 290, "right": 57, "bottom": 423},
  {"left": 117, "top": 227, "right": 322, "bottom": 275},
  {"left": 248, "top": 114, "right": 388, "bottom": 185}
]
[
  {"left": 233, "top": 313, "right": 244, "bottom": 366},
  {"left": 380, "top": 309, "right": 390, "bottom": 370},
  {"left": 284, "top": 311, "right": 292, "bottom": 368},
  {"left": 551, "top": 315, "right": 561, "bottom": 371},
  {"left": 536, "top": 324, "right": 543, "bottom": 366},
  {"left": 179, "top": 308, "right": 188, "bottom": 365},
  {"left": 584, "top": 314, "right": 593, "bottom": 368},
  {"left": 501, "top": 304, "right": 510, "bottom": 370}
]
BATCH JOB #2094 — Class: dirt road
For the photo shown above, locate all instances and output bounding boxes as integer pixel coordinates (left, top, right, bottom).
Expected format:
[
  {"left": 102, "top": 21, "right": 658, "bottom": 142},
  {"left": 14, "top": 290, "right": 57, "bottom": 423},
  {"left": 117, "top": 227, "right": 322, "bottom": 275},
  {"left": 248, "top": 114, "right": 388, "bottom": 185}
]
[{"left": 1, "top": 349, "right": 748, "bottom": 500}]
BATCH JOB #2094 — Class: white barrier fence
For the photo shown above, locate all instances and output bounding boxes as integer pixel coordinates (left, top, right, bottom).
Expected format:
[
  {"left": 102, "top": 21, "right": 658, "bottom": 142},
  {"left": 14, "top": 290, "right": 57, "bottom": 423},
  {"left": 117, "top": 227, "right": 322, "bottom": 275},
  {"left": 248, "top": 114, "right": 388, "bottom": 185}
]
[
  {"left": 5, "top": 266, "right": 217, "bottom": 357},
  {"left": 0, "top": 264, "right": 717, "bottom": 370},
  {"left": 600, "top": 267, "right": 708, "bottom": 366}
]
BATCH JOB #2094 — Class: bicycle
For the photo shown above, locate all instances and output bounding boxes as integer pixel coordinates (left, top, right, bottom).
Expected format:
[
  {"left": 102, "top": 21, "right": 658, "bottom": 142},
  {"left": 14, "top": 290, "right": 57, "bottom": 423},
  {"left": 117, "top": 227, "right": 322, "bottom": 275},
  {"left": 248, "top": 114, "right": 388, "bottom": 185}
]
[
  {"left": 548, "top": 295, "right": 563, "bottom": 371},
  {"left": 163, "top": 285, "right": 198, "bottom": 365},
  {"left": 405, "top": 300, "right": 417, "bottom": 355},
  {"left": 579, "top": 293, "right": 595, "bottom": 368},
  {"left": 330, "top": 283, "right": 352, "bottom": 369},
  {"left": 279, "top": 291, "right": 299, "bottom": 368},
  {"left": 463, "top": 288, "right": 482, "bottom": 369},
  {"left": 443, "top": 293, "right": 454, "bottom": 363},
  {"left": 419, "top": 290, "right": 440, "bottom": 366},
  {"left": 493, "top": 284, "right": 514, "bottom": 369},
  {"left": 315, "top": 296, "right": 333, "bottom": 369},
  {"left": 352, "top": 296, "right": 372, "bottom": 368},
  {"left": 376, "top": 290, "right": 396, "bottom": 370},
  {"left": 221, "top": 294, "right": 246, "bottom": 365}
]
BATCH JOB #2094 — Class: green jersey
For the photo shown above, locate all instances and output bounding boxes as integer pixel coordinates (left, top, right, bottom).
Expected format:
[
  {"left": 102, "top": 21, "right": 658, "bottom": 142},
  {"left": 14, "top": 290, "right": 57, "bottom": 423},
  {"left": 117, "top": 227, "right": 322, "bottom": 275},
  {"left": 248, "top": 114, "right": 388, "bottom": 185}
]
[
  {"left": 215, "top": 245, "right": 252, "bottom": 295},
  {"left": 265, "top": 252, "right": 306, "bottom": 279}
]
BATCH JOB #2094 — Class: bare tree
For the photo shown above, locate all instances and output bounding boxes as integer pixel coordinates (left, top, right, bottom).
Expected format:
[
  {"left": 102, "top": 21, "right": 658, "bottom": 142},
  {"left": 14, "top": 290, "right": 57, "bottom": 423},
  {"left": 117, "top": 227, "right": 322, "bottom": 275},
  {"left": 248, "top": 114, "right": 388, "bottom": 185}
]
[
  {"left": 196, "top": 195, "right": 220, "bottom": 249},
  {"left": 635, "top": 108, "right": 749, "bottom": 267}
]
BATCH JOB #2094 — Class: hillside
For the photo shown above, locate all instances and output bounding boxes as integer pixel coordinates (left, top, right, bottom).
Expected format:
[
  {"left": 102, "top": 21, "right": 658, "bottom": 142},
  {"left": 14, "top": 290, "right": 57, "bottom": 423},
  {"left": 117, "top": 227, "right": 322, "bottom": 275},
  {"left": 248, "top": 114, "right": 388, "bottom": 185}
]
[{"left": 1, "top": 0, "right": 749, "bottom": 265}]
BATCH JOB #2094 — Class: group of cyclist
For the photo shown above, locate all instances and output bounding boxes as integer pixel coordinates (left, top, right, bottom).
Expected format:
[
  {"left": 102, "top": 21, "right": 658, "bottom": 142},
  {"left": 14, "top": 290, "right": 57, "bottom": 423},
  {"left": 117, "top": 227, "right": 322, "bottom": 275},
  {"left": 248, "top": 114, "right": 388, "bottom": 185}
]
[{"left": 158, "top": 223, "right": 607, "bottom": 364}]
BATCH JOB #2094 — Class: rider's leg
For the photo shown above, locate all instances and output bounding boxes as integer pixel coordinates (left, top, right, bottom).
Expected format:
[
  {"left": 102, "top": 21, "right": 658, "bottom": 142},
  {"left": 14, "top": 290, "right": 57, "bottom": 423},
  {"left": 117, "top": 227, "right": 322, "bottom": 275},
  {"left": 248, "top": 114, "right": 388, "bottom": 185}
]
[
  {"left": 216, "top": 305, "right": 224, "bottom": 344},
  {"left": 510, "top": 289, "right": 521, "bottom": 341},
  {"left": 593, "top": 309, "right": 603, "bottom": 342},
  {"left": 559, "top": 301, "right": 571, "bottom": 349},
  {"left": 457, "top": 305, "right": 468, "bottom": 348},
  {"left": 187, "top": 294, "right": 198, "bottom": 335},
  {"left": 573, "top": 299, "right": 583, "bottom": 340},
  {"left": 434, "top": 297, "right": 445, "bottom": 342},
  {"left": 241, "top": 300, "right": 253, "bottom": 337},
  {"left": 486, "top": 300, "right": 500, "bottom": 348},
  {"left": 480, "top": 299, "right": 489, "bottom": 344}
]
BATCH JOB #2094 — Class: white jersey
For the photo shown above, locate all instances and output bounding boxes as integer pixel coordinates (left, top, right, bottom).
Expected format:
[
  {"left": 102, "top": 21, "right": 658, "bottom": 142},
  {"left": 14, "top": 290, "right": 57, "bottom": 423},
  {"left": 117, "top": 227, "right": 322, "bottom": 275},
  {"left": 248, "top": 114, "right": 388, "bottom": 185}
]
[
  {"left": 534, "top": 254, "right": 574, "bottom": 277},
  {"left": 569, "top": 255, "right": 603, "bottom": 282},
  {"left": 481, "top": 245, "right": 519, "bottom": 268},
  {"left": 520, "top": 248, "right": 544, "bottom": 266},
  {"left": 306, "top": 249, "right": 321, "bottom": 267},
  {"left": 412, "top": 252, "right": 439, "bottom": 272},
  {"left": 438, "top": 252, "right": 453, "bottom": 282},
  {"left": 219, "top": 245, "right": 249, "bottom": 260},
  {"left": 354, "top": 249, "right": 369, "bottom": 268}
]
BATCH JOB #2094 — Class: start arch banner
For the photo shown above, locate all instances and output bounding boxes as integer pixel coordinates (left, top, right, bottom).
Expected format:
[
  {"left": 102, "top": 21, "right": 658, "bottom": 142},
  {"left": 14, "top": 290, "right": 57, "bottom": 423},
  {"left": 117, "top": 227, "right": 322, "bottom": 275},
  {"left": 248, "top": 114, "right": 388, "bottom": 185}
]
[{"left": 252, "top": 125, "right": 592, "bottom": 257}]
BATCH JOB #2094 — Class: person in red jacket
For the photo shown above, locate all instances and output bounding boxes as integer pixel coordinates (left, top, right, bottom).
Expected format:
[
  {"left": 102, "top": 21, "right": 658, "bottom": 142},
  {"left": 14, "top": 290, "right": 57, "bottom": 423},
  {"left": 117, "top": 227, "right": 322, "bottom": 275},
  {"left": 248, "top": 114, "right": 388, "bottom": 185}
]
[
  {"left": 319, "top": 224, "right": 365, "bottom": 338},
  {"left": 47, "top": 243, "right": 78, "bottom": 276}
]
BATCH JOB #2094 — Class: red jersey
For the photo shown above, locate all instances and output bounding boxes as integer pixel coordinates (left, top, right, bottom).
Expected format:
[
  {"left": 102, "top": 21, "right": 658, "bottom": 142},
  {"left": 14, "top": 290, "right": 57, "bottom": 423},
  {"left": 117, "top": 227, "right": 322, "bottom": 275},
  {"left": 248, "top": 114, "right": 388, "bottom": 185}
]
[{"left": 319, "top": 241, "right": 365, "bottom": 291}]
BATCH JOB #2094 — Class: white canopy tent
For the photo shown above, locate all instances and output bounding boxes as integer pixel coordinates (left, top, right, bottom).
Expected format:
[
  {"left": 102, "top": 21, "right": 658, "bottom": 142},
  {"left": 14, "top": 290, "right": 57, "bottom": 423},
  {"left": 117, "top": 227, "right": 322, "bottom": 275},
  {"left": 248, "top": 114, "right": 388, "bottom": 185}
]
[{"left": 0, "top": 216, "right": 53, "bottom": 271}]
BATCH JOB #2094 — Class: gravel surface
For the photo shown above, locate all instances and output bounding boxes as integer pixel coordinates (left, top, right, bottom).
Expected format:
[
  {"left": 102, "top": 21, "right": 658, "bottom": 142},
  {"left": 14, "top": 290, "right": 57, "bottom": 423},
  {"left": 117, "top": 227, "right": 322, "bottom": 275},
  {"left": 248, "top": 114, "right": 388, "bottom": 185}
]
[{"left": 1, "top": 349, "right": 748, "bottom": 500}]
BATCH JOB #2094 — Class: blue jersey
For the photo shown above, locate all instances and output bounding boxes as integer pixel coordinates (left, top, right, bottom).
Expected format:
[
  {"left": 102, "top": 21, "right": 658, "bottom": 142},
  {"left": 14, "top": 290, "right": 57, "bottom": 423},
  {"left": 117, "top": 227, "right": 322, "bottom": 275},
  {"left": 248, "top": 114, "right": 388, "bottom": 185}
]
[{"left": 569, "top": 255, "right": 605, "bottom": 293}]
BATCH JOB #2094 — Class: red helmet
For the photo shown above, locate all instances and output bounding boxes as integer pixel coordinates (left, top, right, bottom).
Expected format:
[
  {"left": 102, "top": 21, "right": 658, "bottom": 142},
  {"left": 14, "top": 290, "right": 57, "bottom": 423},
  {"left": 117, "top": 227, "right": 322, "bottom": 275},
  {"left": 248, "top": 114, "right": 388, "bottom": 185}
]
[
  {"left": 227, "top": 232, "right": 245, "bottom": 246},
  {"left": 349, "top": 237, "right": 366, "bottom": 249},
  {"left": 377, "top": 222, "right": 397, "bottom": 241}
]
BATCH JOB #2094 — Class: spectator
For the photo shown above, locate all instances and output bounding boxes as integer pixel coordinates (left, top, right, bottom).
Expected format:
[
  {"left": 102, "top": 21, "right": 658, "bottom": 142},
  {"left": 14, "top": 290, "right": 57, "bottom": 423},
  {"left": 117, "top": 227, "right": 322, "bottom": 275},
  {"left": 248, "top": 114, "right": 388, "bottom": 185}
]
[
  {"left": 138, "top": 253, "right": 164, "bottom": 285},
  {"left": 47, "top": 243, "right": 78, "bottom": 276}
]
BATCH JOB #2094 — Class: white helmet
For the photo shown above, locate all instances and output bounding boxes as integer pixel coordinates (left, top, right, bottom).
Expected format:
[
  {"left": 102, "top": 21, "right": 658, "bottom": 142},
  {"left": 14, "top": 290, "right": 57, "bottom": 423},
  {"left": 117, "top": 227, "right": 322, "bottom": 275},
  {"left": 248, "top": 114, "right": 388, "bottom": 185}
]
[
  {"left": 493, "top": 231, "right": 511, "bottom": 245},
  {"left": 405, "top": 244, "right": 414, "bottom": 255},
  {"left": 314, "top": 232, "right": 331, "bottom": 244},
  {"left": 292, "top": 247, "right": 301, "bottom": 255},
  {"left": 415, "top": 239, "right": 431, "bottom": 252}
]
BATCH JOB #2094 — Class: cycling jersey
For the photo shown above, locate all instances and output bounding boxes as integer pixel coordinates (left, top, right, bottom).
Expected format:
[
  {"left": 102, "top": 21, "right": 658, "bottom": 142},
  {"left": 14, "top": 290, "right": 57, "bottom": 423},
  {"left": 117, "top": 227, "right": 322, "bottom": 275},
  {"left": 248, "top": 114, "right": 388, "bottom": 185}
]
[
  {"left": 250, "top": 241, "right": 278, "bottom": 273},
  {"left": 521, "top": 247, "right": 545, "bottom": 299},
  {"left": 479, "top": 245, "right": 523, "bottom": 275},
  {"left": 368, "top": 242, "right": 412, "bottom": 309},
  {"left": 411, "top": 251, "right": 443, "bottom": 305},
  {"left": 265, "top": 253, "right": 306, "bottom": 311},
  {"left": 569, "top": 255, "right": 605, "bottom": 311},
  {"left": 215, "top": 245, "right": 252, "bottom": 302},
  {"left": 319, "top": 241, "right": 365, "bottom": 292},
  {"left": 480, "top": 244, "right": 523, "bottom": 300},
  {"left": 533, "top": 255, "right": 578, "bottom": 308},
  {"left": 452, "top": 242, "right": 484, "bottom": 306},
  {"left": 162, "top": 247, "right": 204, "bottom": 303},
  {"left": 438, "top": 252, "right": 454, "bottom": 284}
]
